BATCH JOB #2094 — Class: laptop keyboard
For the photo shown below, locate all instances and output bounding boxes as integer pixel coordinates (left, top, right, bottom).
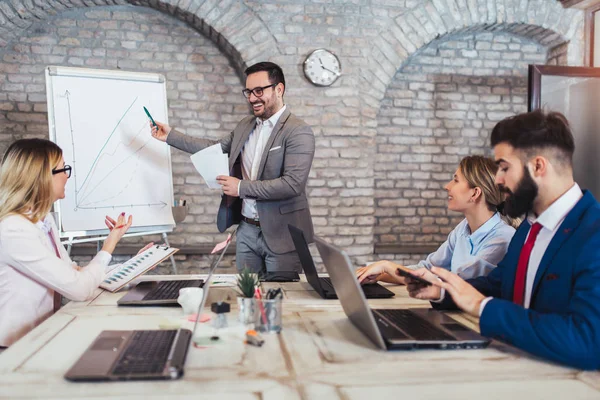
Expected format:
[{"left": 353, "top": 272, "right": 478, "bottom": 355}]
[
  {"left": 321, "top": 277, "right": 389, "bottom": 297},
  {"left": 142, "top": 280, "right": 202, "bottom": 301},
  {"left": 321, "top": 277, "right": 334, "bottom": 290},
  {"left": 112, "top": 330, "right": 177, "bottom": 376},
  {"left": 374, "top": 309, "right": 455, "bottom": 341}
]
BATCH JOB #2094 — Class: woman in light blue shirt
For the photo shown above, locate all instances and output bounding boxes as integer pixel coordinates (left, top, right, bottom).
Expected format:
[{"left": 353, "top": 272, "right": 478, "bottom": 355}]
[{"left": 358, "top": 155, "right": 517, "bottom": 284}]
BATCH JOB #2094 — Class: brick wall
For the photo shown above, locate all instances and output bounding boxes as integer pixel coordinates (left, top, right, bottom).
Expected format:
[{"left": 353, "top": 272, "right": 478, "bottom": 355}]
[
  {"left": 0, "top": 1, "right": 585, "bottom": 273},
  {"left": 375, "top": 31, "right": 546, "bottom": 252},
  {"left": 0, "top": 6, "right": 246, "bottom": 272}
]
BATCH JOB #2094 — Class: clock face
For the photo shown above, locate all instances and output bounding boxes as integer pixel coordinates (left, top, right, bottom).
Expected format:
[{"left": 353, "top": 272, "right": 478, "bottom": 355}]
[{"left": 303, "top": 49, "right": 341, "bottom": 87}]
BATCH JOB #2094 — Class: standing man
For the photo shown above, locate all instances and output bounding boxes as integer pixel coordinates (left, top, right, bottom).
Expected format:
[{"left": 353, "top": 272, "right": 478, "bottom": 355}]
[
  {"left": 407, "top": 110, "right": 600, "bottom": 370},
  {"left": 151, "top": 62, "right": 315, "bottom": 277}
]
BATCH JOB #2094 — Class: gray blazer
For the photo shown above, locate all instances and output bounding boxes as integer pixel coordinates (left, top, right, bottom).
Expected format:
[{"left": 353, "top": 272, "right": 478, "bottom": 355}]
[{"left": 167, "top": 107, "right": 315, "bottom": 254}]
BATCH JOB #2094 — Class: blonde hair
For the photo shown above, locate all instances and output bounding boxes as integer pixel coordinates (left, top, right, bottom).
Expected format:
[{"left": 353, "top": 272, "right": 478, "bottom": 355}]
[
  {"left": 459, "top": 155, "right": 520, "bottom": 229},
  {"left": 0, "top": 139, "right": 63, "bottom": 223}
]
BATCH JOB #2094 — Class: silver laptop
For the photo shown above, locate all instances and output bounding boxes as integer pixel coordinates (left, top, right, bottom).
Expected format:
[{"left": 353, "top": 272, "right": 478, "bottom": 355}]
[
  {"left": 313, "top": 235, "right": 490, "bottom": 350},
  {"left": 65, "top": 229, "right": 236, "bottom": 381}
]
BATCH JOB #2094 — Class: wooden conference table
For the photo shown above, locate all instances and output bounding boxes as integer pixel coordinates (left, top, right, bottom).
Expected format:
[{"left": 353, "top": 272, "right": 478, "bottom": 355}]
[{"left": 1, "top": 274, "right": 599, "bottom": 399}]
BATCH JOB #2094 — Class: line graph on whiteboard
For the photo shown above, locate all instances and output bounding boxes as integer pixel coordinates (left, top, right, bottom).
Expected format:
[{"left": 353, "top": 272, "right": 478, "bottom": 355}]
[
  {"left": 48, "top": 74, "right": 174, "bottom": 233},
  {"left": 57, "top": 90, "right": 168, "bottom": 212},
  {"left": 46, "top": 67, "right": 174, "bottom": 234}
]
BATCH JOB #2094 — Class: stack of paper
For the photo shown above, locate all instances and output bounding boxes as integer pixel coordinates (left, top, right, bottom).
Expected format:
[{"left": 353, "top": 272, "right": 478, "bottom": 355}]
[{"left": 190, "top": 144, "right": 229, "bottom": 189}]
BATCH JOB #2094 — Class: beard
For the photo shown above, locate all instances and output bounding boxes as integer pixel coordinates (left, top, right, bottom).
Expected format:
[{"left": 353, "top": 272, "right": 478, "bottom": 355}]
[
  {"left": 250, "top": 95, "right": 278, "bottom": 120},
  {"left": 499, "top": 166, "right": 538, "bottom": 218}
]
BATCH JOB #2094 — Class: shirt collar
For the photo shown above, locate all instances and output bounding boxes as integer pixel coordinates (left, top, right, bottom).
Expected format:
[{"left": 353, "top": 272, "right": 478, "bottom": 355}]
[
  {"left": 527, "top": 183, "right": 583, "bottom": 231},
  {"left": 256, "top": 104, "right": 286, "bottom": 128},
  {"left": 34, "top": 214, "right": 53, "bottom": 234},
  {"left": 460, "top": 212, "right": 502, "bottom": 243}
]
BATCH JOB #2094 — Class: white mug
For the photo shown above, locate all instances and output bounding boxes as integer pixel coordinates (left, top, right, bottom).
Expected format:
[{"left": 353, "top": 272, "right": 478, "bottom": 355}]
[{"left": 177, "top": 287, "right": 203, "bottom": 315}]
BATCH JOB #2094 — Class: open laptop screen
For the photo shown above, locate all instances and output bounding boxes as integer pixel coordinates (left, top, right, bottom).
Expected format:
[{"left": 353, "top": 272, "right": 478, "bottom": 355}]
[{"left": 313, "top": 235, "right": 387, "bottom": 350}]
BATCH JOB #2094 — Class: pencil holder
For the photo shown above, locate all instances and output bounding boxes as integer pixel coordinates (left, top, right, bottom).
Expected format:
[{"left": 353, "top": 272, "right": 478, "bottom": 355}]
[
  {"left": 172, "top": 205, "right": 188, "bottom": 224},
  {"left": 255, "top": 298, "right": 282, "bottom": 333},
  {"left": 237, "top": 297, "right": 259, "bottom": 325}
]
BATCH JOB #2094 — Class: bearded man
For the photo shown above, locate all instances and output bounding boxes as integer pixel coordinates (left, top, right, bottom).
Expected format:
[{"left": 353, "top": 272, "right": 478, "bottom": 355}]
[{"left": 406, "top": 110, "right": 600, "bottom": 370}]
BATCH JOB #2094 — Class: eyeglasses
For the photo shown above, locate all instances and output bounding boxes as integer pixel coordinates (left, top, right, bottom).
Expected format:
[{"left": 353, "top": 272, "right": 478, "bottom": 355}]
[
  {"left": 52, "top": 165, "right": 72, "bottom": 178},
  {"left": 241, "top": 83, "right": 277, "bottom": 98}
]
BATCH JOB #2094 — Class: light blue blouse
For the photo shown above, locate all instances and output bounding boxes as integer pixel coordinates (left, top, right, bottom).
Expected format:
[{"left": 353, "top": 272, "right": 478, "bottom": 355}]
[{"left": 407, "top": 213, "right": 515, "bottom": 279}]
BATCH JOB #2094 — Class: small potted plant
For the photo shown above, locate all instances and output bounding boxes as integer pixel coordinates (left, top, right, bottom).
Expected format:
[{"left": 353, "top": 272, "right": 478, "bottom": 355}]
[{"left": 236, "top": 267, "right": 259, "bottom": 325}]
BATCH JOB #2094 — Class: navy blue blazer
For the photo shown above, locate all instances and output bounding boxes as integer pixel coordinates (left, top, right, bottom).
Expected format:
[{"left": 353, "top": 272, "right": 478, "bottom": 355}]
[{"left": 433, "top": 190, "right": 600, "bottom": 370}]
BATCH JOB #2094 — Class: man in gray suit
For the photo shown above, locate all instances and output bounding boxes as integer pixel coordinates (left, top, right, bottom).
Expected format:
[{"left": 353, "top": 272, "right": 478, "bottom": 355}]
[{"left": 150, "top": 62, "right": 315, "bottom": 276}]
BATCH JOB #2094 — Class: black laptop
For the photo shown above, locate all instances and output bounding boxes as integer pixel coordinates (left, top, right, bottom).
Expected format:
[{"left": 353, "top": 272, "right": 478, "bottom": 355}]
[
  {"left": 117, "top": 279, "right": 204, "bottom": 306},
  {"left": 64, "top": 229, "right": 236, "bottom": 381},
  {"left": 289, "top": 225, "right": 394, "bottom": 299},
  {"left": 117, "top": 230, "right": 236, "bottom": 306},
  {"left": 314, "top": 235, "right": 490, "bottom": 350}
]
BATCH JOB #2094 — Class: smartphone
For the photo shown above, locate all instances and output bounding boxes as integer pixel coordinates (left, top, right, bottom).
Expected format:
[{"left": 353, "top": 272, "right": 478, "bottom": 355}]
[
  {"left": 396, "top": 267, "right": 432, "bottom": 286},
  {"left": 143, "top": 106, "right": 158, "bottom": 128}
]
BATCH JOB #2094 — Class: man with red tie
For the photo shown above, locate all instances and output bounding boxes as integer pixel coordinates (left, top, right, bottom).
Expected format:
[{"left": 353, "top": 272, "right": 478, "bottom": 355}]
[{"left": 407, "top": 110, "right": 600, "bottom": 370}]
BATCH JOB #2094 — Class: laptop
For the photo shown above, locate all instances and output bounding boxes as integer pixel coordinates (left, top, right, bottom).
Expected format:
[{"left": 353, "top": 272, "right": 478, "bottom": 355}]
[
  {"left": 313, "top": 235, "right": 490, "bottom": 350},
  {"left": 118, "top": 279, "right": 204, "bottom": 306},
  {"left": 259, "top": 270, "right": 300, "bottom": 282},
  {"left": 289, "top": 225, "right": 394, "bottom": 299},
  {"left": 64, "top": 229, "right": 236, "bottom": 381}
]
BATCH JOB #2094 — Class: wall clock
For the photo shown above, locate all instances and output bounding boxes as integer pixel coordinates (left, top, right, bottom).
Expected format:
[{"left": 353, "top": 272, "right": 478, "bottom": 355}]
[{"left": 303, "top": 48, "right": 342, "bottom": 86}]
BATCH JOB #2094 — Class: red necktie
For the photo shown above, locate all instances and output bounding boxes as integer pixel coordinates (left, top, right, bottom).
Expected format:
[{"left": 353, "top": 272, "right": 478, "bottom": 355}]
[
  {"left": 48, "top": 229, "right": 63, "bottom": 312},
  {"left": 512, "top": 222, "right": 542, "bottom": 306}
]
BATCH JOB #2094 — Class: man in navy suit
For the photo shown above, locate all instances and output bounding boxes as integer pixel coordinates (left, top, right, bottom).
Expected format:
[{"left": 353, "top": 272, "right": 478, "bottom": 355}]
[{"left": 407, "top": 110, "right": 600, "bottom": 370}]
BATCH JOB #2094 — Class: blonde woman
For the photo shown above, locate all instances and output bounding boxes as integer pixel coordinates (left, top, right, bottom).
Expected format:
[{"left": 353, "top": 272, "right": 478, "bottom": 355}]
[
  {"left": 0, "top": 139, "right": 141, "bottom": 348},
  {"left": 358, "top": 155, "right": 517, "bottom": 285}
]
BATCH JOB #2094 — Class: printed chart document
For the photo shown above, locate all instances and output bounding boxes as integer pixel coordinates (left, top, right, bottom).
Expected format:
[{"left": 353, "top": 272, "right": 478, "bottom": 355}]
[{"left": 190, "top": 144, "right": 229, "bottom": 189}]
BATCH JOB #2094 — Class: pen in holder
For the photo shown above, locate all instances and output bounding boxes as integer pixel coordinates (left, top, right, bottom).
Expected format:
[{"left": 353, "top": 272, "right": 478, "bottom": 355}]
[
  {"left": 255, "top": 298, "right": 282, "bottom": 333},
  {"left": 172, "top": 204, "right": 188, "bottom": 224}
]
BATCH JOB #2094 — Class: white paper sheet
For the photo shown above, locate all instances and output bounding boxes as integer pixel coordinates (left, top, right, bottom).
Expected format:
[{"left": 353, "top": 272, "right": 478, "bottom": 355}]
[{"left": 190, "top": 144, "right": 229, "bottom": 189}]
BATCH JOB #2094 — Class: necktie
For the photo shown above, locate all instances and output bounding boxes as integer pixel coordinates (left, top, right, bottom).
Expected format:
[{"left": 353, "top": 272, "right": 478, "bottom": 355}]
[
  {"left": 47, "top": 229, "right": 63, "bottom": 312},
  {"left": 512, "top": 222, "right": 543, "bottom": 306}
]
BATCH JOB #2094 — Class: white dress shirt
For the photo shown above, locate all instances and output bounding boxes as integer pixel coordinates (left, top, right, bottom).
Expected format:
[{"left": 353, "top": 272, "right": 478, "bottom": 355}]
[
  {"left": 479, "top": 183, "right": 583, "bottom": 315},
  {"left": 0, "top": 214, "right": 112, "bottom": 346},
  {"left": 240, "top": 105, "right": 287, "bottom": 220}
]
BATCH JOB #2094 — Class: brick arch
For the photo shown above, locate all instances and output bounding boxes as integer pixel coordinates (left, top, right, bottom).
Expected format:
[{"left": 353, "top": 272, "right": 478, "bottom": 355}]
[
  {"left": 364, "top": 0, "right": 584, "bottom": 103},
  {"left": 373, "top": 29, "right": 549, "bottom": 251},
  {"left": 0, "top": 0, "right": 280, "bottom": 74}
]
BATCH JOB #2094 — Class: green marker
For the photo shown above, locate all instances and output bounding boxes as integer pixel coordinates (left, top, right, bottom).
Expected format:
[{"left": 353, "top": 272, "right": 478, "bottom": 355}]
[{"left": 143, "top": 106, "right": 158, "bottom": 129}]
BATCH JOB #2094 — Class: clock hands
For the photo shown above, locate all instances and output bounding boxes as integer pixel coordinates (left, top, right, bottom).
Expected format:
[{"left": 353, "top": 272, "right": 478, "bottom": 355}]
[
  {"left": 318, "top": 57, "right": 341, "bottom": 77},
  {"left": 323, "top": 66, "right": 341, "bottom": 76},
  {"left": 304, "top": 51, "right": 341, "bottom": 86}
]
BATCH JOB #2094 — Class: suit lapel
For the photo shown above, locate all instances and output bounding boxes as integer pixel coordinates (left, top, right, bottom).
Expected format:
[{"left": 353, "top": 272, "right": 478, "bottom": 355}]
[
  {"left": 229, "top": 117, "right": 256, "bottom": 172},
  {"left": 530, "top": 191, "right": 593, "bottom": 302},
  {"left": 256, "top": 108, "right": 291, "bottom": 178}
]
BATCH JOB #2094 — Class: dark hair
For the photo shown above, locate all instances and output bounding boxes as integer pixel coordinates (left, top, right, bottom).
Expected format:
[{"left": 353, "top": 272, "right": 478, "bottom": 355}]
[
  {"left": 244, "top": 61, "right": 285, "bottom": 95},
  {"left": 490, "top": 109, "right": 575, "bottom": 166}
]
